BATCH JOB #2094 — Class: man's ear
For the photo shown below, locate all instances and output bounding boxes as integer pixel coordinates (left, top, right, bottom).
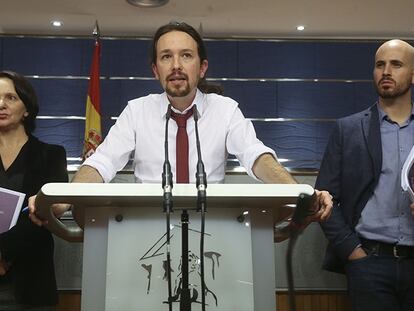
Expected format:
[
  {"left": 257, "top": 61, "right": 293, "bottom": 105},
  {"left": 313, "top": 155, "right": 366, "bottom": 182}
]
[
  {"left": 199, "top": 60, "right": 208, "bottom": 78},
  {"left": 152, "top": 63, "right": 160, "bottom": 80}
]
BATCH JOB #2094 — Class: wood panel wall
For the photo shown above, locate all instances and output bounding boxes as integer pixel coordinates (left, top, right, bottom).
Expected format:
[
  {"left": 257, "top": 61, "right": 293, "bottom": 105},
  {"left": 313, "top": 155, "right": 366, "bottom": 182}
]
[
  {"left": 276, "top": 291, "right": 351, "bottom": 311},
  {"left": 57, "top": 291, "right": 81, "bottom": 311},
  {"left": 57, "top": 291, "right": 351, "bottom": 311}
]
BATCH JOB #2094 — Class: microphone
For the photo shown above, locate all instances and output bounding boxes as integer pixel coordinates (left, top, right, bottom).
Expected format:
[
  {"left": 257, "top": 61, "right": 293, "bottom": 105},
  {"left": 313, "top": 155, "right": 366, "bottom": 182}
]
[
  {"left": 192, "top": 105, "right": 207, "bottom": 211},
  {"left": 192, "top": 105, "right": 207, "bottom": 311},
  {"left": 162, "top": 105, "right": 173, "bottom": 213},
  {"left": 274, "top": 192, "right": 318, "bottom": 242},
  {"left": 291, "top": 192, "right": 317, "bottom": 228},
  {"left": 161, "top": 104, "right": 173, "bottom": 311}
]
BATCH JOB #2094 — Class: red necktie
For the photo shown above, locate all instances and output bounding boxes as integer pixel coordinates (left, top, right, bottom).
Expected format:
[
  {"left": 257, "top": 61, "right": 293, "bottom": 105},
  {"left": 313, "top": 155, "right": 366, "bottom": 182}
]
[{"left": 170, "top": 109, "right": 193, "bottom": 183}]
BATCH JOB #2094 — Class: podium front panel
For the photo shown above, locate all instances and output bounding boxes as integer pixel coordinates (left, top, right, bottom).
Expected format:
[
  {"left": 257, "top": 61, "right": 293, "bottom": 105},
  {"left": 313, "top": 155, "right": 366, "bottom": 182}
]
[
  {"left": 105, "top": 206, "right": 254, "bottom": 311},
  {"left": 39, "top": 183, "right": 310, "bottom": 311}
]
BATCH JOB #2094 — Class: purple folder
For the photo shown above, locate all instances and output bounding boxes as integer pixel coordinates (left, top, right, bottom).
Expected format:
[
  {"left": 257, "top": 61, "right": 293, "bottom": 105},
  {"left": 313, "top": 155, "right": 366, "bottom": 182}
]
[{"left": 0, "top": 187, "right": 25, "bottom": 233}]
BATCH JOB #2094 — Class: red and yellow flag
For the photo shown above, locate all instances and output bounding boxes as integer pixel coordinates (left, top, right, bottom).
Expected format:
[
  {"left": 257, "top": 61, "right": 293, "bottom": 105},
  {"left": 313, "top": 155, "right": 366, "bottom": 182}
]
[{"left": 82, "top": 35, "right": 102, "bottom": 159}]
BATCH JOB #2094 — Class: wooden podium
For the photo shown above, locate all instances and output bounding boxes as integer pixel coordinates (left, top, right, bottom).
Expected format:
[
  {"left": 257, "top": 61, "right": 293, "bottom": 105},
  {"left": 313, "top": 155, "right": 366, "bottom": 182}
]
[{"left": 36, "top": 183, "right": 313, "bottom": 311}]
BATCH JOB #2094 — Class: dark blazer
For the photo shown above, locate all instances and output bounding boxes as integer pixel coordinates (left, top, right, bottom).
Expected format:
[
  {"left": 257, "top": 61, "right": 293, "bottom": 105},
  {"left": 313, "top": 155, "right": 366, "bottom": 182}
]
[
  {"left": 315, "top": 104, "right": 382, "bottom": 273},
  {"left": 0, "top": 135, "right": 68, "bottom": 306}
]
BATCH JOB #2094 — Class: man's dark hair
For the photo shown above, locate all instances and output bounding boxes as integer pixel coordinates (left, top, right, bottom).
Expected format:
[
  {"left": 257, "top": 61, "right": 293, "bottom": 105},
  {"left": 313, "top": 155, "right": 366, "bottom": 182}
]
[
  {"left": 0, "top": 70, "right": 39, "bottom": 134},
  {"left": 150, "top": 21, "right": 207, "bottom": 65},
  {"left": 150, "top": 21, "right": 223, "bottom": 94}
]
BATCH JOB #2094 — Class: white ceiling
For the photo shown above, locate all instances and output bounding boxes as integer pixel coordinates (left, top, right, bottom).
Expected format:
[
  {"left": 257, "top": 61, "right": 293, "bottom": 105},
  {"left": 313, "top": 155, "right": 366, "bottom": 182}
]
[{"left": 1, "top": 0, "right": 414, "bottom": 39}]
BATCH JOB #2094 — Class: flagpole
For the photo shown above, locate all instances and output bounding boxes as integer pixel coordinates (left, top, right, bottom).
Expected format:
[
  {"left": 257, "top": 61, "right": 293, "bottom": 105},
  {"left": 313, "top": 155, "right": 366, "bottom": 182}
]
[
  {"left": 93, "top": 20, "right": 100, "bottom": 39},
  {"left": 82, "top": 21, "right": 102, "bottom": 159}
]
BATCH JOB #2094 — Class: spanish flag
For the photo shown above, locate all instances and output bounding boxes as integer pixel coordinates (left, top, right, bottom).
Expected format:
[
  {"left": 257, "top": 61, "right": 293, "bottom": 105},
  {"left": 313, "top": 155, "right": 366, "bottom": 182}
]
[{"left": 82, "top": 23, "right": 102, "bottom": 159}]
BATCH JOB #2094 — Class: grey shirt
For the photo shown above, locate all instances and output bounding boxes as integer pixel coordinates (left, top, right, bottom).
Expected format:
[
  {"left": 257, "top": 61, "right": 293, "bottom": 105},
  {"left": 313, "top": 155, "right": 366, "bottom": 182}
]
[{"left": 356, "top": 103, "right": 414, "bottom": 246}]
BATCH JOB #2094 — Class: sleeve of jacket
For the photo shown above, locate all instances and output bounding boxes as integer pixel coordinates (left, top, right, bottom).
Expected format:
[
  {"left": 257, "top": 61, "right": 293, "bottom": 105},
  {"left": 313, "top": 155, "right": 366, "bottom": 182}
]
[
  {"left": 43, "top": 144, "right": 69, "bottom": 183},
  {"left": 315, "top": 120, "right": 361, "bottom": 262},
  {"left": 0, "top": 144, "right": 68, "bottom": 262}
]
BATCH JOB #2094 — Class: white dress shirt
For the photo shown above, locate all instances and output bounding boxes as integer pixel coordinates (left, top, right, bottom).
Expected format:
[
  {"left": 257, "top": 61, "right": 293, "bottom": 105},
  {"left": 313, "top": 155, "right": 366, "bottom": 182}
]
[{"left": 84, "top": 89, "right": 276, "bottom": 183}]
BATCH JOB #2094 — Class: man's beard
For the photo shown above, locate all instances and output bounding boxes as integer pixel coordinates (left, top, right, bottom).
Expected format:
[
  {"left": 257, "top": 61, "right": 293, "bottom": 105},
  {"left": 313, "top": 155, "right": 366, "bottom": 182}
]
[
  {"left": 164, "top": 71, "right": 196, "bottom": 98},
  {"left": 165, "top": 82, "right": 191, "bottom": 97},
  {"left": 375, "top": 78, "right": 412, "bottom": 99}
]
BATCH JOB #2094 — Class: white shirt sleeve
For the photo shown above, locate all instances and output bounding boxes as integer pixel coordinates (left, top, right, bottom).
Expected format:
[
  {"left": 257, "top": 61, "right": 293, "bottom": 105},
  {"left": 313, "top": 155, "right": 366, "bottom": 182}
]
[
  {"left": 83, "top": 103, "right": 137, "bottom": 182},
  {"left": 225, "top": 105, "right": 276, "bottom": 180}
]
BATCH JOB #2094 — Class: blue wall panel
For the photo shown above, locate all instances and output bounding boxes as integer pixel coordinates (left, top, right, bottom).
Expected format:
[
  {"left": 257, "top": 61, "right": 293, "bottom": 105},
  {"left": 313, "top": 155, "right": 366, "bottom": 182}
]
[
  {"left": 238, "top": 41, "right": 317, "bottom": 78},
  {"left": 34, "top": 119, "right": 83, "bottom": 157},
  {"left": 205, "top": 41, "right": 239, "bottom": 77},
  {"left": 354, "top": 82, "right": 378, "bottom": 111},
  {"left": 220, "top": 81, "right": 278, "bottom": 118},
  {"left": 237, "top": 41, "right": 381, "bottom": 80},
  {"left": 100, "top": 39, "right": 153, "bottom": 77},
  {"left": 30, "top": 79, "right": 88, "bottom": 115},
  {"left": 2, "top": 38, "right": 90, "bottom": 75},
  {"left": 254, "top": 121, "right": 332, "bottom": 169},
  {"left": 0, "top": 36, "right": 387, "bottom": 169},
  {"left": 277, "top": 81, "right": 375, "bottom": 118},
  {"left": 313, "top": 42, "right": 379, "bottom": 79},
  {"left": 101, "top": 79, "right": 162, "bottom": 116}
]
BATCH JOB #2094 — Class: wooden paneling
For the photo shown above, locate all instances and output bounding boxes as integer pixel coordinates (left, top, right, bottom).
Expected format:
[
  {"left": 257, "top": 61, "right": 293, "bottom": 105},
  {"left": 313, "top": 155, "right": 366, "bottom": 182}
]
[
  {"left": 276, "top": 291, "right": 351, "bottom": 311},
  {"left": 57, "top": 291, "right": 81, "bottom": 311},
  {"left": 56, "top": 290, "right": 351, "bottom": 311}
]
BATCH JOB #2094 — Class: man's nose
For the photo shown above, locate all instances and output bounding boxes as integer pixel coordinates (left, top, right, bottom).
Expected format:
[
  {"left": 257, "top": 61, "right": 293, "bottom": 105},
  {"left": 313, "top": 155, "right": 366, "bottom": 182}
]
[
  {"left": 383, "top": 63, "right": 391, "bottom": 75},
  {"left": 172, "top": 56, "right": 182, "bottom": 70}
]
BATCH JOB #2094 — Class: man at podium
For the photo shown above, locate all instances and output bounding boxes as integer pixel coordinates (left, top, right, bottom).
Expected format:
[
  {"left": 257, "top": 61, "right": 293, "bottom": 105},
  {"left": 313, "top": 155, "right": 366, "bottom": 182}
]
[{"left": 28, "top": 22, "right": 332, "bottom": 226}]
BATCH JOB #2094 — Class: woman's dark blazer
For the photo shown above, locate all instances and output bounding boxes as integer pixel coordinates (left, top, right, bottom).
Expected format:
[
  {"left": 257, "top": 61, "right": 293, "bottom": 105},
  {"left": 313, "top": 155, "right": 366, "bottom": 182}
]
[{"left": 0, "top": 135, "right": 68, "bottom": 306}]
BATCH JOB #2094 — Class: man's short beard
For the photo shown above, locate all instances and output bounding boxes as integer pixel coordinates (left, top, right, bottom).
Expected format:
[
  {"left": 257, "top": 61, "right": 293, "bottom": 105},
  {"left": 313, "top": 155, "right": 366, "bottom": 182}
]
[
  {"left": 375, "top": 80, "right": 412, "bottom": 99},
  {"left": 165, "top": 84, "right": 191, "bottom": 97}
]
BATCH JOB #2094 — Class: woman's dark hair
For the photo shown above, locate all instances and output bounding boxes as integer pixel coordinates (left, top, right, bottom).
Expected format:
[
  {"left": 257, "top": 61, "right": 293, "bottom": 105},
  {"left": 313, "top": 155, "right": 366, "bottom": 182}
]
[
  {"left": 150, "top": 22, "right": 224, "bottom": 94},
  {"left": 0, "top": 70, "right": 38, "bottom": 134}
]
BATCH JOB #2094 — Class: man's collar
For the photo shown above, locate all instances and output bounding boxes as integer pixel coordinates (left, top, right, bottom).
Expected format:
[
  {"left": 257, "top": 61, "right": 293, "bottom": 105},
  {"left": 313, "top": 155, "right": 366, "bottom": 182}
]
[
  {"left": 376, "top": 101, "right": 414, "bottom": 123},
  {"left": 376, "top": 102, "right": 387, "bottom": 121},
  {"left": 161, "top": 89, "right": 206, "bottom": 118}
]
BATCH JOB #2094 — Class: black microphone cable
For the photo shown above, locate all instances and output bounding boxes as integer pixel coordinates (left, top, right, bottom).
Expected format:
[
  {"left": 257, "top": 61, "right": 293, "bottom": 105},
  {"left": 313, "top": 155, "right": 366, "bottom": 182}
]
[
  {"left": 192, "top": 105, "right": 207, "bottom": 311},
  {"left": 162, "top": 104, "right": 173, "bottom": 311},
  {"left": 286, "top": 192, "right": 317, "bottom": 311}
]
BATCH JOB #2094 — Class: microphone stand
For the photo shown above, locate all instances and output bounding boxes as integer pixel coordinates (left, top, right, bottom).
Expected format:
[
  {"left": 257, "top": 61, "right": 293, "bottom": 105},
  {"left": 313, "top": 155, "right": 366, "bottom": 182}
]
[
  {"left": 286, "top": 192, "right": 316, "bottom": 311},
  {"left": 162, "top": 104, "right": 173, "bottom": 311},
  {"left": 170, "top": 105, "right": 208, "bottom": 311},
  {"left": 179, "top": 209, "right": 192, "bottom": 311},
  {"left": 193, "top": 105, "right": 207, "bottom": 311}
]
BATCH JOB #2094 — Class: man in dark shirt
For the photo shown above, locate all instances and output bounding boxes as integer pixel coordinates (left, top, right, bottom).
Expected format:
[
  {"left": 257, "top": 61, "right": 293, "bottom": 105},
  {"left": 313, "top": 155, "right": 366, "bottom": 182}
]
[{"left": 316, "top": 39, "right": 414, "bottom": 311}]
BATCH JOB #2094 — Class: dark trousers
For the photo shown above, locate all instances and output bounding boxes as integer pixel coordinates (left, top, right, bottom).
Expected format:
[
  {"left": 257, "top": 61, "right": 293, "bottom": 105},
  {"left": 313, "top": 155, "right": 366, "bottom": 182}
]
[
  {"left": 0, "top": 285, "right": 56, "bottom": 311},
  {"left": 345, "top": 253, "right": 414, "bottom": 311}
]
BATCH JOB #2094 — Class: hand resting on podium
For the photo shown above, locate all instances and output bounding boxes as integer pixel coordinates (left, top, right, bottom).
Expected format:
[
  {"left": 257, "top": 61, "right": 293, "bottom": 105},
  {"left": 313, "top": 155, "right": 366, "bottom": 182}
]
[
  {"left": 27, "top": 156, "right": 333, "bottom": 228},
  {"left": 252, "top": 153, "right": 333, "bottom": 224},
  {"left": 28, "top": 165, "right": 104, "bottom": 226}
]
